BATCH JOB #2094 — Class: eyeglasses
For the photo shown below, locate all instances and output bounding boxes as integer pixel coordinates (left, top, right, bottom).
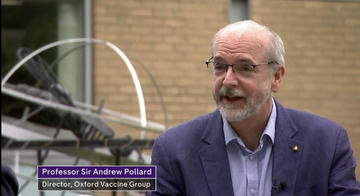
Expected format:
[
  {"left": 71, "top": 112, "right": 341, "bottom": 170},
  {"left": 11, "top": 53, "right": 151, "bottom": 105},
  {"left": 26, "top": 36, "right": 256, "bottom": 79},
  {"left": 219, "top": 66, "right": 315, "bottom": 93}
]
[{"left": 205, "top": 56, "right": 278, "bottom": 76}]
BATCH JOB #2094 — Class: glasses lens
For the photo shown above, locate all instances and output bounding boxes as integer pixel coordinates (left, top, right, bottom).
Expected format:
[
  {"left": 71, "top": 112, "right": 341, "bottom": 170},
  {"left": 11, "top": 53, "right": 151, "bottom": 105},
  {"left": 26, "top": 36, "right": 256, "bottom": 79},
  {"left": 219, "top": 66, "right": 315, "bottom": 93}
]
[{"left": 234, "top": 63, "right": 255, "bottom": 73}]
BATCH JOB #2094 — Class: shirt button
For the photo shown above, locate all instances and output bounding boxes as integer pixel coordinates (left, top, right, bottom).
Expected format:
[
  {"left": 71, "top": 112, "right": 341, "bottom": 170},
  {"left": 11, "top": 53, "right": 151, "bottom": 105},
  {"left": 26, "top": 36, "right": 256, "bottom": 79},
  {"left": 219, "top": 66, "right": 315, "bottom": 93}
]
[
  {"left": 248, "top": 155, "right": 254, "bottom": 160},
  {"left": 250, "top": 188, "right": 256, "bottom": 194}
]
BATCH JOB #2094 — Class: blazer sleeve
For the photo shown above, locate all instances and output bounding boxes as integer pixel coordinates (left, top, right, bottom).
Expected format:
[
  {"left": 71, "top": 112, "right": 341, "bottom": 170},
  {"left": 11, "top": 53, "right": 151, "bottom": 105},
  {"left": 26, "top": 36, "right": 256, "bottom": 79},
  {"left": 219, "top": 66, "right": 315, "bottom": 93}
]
[
  {"left": 146, "top": 135, "right": 183, "bottom": 196},
  {"left": 328, "top": 127, "right": 360, "bottom": 195},
  {"left": 1, "top": 164, "right": 19, "bottom": 196}
]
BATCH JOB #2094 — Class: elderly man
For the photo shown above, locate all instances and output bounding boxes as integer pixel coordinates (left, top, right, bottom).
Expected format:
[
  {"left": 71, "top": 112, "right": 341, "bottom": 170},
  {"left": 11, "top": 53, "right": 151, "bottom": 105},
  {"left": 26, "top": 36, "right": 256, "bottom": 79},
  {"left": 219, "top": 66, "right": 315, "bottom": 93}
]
[{"left": 147, "top": 20, "right": 360, "bottom": 196}]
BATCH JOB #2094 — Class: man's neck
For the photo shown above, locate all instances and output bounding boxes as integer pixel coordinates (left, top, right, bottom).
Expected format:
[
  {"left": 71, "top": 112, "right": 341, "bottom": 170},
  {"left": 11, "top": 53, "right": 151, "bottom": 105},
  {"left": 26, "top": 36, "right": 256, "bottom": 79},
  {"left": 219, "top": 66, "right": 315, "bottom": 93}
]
[{"left": 229, "top": 98, "right": 273, "bottom": 151}]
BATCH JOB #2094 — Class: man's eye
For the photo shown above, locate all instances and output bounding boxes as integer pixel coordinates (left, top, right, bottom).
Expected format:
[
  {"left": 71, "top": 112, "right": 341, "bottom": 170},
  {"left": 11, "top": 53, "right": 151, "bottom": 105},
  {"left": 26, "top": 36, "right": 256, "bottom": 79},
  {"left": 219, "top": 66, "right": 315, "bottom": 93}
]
[
  {"left": 237, "top": 64, "right": 254, "bottom": 72},
  {"left": 214, "top": 63, "right": 226, "bottom": 70}
]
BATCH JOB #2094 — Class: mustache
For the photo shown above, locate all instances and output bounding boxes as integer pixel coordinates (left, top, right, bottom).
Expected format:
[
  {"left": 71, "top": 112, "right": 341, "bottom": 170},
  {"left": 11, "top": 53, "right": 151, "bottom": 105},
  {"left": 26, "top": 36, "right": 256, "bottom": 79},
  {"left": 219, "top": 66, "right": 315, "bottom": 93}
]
[{"left": 217, "top": 86, "right": 247, "bottom": 99}]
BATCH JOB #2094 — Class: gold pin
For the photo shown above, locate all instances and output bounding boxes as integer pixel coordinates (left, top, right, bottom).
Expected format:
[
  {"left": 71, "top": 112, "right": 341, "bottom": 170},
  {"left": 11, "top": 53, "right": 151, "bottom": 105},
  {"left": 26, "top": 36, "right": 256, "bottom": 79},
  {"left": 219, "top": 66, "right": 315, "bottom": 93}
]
[{"left": 292, "top": 145, "right": 298, "bottom": 152}]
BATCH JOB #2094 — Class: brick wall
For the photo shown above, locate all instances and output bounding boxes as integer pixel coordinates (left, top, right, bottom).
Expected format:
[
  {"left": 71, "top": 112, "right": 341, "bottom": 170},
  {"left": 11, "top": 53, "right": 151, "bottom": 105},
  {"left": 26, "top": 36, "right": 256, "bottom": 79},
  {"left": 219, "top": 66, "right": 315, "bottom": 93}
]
[
  {"left": 93, "top": 0, "right": 228, "bottom": 140},
  {"left": 93, "top": 0, "right": 359, "bottom": 177},
  {"left": 251, "top": 0, "right": 360, "bottom": 177}
]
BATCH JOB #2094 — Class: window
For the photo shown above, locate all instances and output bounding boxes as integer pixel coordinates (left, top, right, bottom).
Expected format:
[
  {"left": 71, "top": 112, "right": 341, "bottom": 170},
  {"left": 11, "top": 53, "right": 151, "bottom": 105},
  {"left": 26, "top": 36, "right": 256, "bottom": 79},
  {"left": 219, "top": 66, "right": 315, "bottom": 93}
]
[
  {"left": 2, "top": 1, "right": 89, "bottom": 195},
  {"left": 2, "top": 0, "right": 86, "bottom": 102},
  {"left": 228, "top": 0, "right": 249, "bottom": 23}
]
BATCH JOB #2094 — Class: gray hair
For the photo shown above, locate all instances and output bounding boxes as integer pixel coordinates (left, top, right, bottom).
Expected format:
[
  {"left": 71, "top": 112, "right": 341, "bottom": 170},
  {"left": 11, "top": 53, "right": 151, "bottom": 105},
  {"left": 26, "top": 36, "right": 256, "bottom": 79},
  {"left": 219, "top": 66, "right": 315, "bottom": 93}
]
[{"left": 210, "top": 20, "right": 285, "bottom": 67}]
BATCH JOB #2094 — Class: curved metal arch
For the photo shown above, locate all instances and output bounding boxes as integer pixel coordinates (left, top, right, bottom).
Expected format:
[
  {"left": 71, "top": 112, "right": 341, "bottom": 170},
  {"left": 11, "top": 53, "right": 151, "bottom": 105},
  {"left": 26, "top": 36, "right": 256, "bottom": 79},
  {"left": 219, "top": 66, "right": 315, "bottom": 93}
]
[{"left": 1, "top": 38, "right": 148, "bottom": 138}]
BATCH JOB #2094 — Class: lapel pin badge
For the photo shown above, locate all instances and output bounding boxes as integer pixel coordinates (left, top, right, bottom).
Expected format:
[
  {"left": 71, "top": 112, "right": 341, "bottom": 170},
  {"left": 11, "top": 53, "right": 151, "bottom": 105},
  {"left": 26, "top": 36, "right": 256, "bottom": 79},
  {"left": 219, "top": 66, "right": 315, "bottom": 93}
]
[{"left": 292, "top": 145, "right": 298, "bottom": 152}]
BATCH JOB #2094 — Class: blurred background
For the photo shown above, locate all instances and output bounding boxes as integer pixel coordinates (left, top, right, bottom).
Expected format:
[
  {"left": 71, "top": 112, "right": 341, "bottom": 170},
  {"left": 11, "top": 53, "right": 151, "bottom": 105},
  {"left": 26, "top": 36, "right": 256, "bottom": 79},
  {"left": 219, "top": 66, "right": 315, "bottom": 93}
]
[{"left": 2, "top": 0, "right": 359, "bottom": 195}]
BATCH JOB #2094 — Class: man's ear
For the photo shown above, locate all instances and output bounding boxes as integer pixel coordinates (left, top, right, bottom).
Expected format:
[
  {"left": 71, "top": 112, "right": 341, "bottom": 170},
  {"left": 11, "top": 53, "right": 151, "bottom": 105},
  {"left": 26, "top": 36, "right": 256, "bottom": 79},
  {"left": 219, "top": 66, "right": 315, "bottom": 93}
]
[{"left": 271, "top": 66, "right": 285, "bottom": 93}]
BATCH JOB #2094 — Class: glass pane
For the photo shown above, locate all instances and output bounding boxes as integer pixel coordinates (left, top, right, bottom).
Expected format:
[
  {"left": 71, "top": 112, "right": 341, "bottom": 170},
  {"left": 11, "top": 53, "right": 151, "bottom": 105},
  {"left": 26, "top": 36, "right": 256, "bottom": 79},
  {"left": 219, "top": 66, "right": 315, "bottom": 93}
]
[
  {"left": 2, "top": 1, "right": 85, "bottom": 195},
  {"left": 229, "top": 0, "right": 249, "bottom": 23},
  {"left": 2, "top": 0, "right": 85, "bottom": 118}
]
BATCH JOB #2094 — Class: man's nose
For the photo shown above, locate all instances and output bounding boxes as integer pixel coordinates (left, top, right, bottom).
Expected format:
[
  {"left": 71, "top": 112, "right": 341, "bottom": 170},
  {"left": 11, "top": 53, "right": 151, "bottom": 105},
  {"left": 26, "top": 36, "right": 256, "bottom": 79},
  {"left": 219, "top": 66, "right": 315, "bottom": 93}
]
[{"left": 222, "top": 66, "right": 238, "bottom": 87}]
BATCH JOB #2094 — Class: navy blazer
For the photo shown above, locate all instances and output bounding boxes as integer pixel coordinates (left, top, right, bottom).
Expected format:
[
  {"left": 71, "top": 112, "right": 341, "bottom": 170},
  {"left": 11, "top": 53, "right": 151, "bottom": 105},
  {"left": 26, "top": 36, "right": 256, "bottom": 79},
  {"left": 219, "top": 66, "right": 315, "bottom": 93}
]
[
  {"left": 147, "top": 101, "right": 360, "bottom": 196},
  {"left": 1, "top": 164, "right": 18, "bottom": 196}
]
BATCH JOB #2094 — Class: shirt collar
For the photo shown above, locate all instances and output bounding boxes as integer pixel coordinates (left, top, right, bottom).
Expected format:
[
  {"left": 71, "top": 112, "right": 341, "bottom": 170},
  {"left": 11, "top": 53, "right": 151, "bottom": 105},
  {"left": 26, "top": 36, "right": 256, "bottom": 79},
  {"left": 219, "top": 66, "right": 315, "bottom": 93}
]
[{"left": 223, "top": 98, "right": 277, "bottom": 146}]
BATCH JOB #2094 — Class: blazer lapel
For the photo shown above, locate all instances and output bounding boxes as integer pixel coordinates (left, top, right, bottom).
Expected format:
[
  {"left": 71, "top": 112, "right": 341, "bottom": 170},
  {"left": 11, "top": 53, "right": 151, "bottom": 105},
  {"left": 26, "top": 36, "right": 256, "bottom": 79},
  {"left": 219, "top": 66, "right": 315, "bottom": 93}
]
[
  {"left": 272, "top": 101, "right": 304, "bottom": 195},
  {"left": 199, "top": 110, "right": 234, "bottom": 196}
]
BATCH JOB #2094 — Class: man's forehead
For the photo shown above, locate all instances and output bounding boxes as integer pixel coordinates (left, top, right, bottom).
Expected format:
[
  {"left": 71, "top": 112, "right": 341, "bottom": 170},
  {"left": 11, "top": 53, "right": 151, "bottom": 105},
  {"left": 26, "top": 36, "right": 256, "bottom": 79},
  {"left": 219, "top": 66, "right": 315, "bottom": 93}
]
[
  {"left": 215, "top": 29, "right": 270, "bottom": 46},
  {"left": 212, "top": 30, "right": 271, "bottom": 62},
  {"left": 214, "top": 32, "right": 269, "bottom": 53}
]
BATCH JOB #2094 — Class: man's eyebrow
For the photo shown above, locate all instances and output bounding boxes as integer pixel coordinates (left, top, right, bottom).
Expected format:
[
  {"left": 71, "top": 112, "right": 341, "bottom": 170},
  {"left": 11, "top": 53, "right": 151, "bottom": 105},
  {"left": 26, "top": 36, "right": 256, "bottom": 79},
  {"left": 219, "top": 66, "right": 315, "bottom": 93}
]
[
  {"left": 213, "top": 56, "right": 225, "bottom": 61},
  {"left": 213, "top": 56, "right": 254, "bottom": 64},
  {"left": 236, "top": 59, "right": 254, "bottom": 64}
]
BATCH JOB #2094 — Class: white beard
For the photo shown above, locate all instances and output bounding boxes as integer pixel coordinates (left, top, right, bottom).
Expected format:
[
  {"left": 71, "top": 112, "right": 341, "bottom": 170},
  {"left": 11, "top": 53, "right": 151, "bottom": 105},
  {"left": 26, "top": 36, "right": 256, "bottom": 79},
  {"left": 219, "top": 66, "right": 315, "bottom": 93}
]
[{"left": 214, "top": 81, "right": 272, "bottom": 122}]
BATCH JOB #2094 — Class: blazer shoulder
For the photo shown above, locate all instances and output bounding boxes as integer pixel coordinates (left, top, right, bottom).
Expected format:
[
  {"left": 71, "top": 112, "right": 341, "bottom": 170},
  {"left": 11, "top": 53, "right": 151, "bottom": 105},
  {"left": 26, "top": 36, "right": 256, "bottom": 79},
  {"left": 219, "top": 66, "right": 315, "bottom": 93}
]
[
  {"left": 158, "top": 111, "right": 217, "bottom": 140},
  {"left": 282, "top": 107, "right": 346, "bottom": 141},
  {"left": 285, "top": 107, "right": 343, "bottom": 129},
  {"left": 154, "top": 110, "right": 221, "bottom": 155}
]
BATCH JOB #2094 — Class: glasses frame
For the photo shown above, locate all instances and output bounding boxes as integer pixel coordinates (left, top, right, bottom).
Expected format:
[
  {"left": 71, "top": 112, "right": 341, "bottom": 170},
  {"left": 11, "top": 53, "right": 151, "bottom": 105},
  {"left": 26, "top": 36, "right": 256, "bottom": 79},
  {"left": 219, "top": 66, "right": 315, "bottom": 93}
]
[{"left": 205, "top": 56, "right": 278, "bottom": 75}]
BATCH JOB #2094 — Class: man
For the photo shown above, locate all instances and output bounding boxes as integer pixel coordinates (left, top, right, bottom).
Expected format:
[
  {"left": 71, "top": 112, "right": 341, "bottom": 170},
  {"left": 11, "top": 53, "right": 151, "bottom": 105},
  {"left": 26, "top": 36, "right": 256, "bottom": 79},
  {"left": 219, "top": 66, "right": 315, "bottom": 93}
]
[
  {"left": 2, "top": 164, "right": 19, "bottom": 196},
  {"left": 147, "top": 20, "right": 360, "bottom": 196}
]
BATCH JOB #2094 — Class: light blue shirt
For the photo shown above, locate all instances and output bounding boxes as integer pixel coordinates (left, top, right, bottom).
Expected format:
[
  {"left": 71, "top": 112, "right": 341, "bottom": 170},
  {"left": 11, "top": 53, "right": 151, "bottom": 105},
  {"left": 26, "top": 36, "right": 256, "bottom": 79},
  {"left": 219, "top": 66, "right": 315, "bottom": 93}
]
[{"left": 223, "top": 99, "right": 276, "bottom": 196}]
